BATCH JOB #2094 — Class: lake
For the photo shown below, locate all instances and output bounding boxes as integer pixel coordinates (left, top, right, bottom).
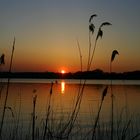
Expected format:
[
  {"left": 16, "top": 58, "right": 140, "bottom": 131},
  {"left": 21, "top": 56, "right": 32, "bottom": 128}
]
[{"left": 0, "top": 79, "right": 140, "bottom": 140}]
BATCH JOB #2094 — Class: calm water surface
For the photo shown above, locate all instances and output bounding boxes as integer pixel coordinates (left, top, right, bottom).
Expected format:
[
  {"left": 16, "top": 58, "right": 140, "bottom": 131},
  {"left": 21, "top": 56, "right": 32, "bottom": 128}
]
[{"left": 0, "top": 79, "right": 140, "bottom": 139}]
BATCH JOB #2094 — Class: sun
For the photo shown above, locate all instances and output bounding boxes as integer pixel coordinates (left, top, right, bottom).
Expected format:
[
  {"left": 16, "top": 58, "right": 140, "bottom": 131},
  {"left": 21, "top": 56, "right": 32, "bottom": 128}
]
[{"left": 61, "top": 70, "right": 65, "bottom": 74}]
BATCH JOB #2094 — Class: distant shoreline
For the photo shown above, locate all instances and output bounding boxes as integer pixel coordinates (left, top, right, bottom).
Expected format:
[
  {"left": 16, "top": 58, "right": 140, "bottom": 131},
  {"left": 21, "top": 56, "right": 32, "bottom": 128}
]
[{"left": 1, "top": 70, "right": 140, "bottom": 80}]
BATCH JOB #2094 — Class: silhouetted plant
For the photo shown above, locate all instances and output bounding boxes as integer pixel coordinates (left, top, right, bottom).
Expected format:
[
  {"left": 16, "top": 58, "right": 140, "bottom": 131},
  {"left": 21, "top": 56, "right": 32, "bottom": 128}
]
[
  {"left": 130, "top": 133, "right": 140, "bottom": 140},
  {"left": 0, "top": 37, "right": 15, "bottom": 139},
  {"left": 0, "top": 54, "right": 5, "bottom": 65},
  {"left": 110, "top": 50, "right": 119, "bottom": 140},
  {"left": 111, "top": 50, "right": 119, "bottom": 62},
  {"left": 43, "top": 82, "right": 53, "bottom": 140},
  {"left": 91, "top": 86, "right": 108, "bottom": 140},
  {"left": 74, "top": 14, "right": 112, "bottom": 140},
  {"left": 32, "top": 94, "right": 37, "bottom": 140},
  {"left": 87, "top": 14, "right": 97, "bottom": 69},
  {"left": 14, "top": 89, "right": 22, "bottom": 140},
  {"left": 88, "top": 21, "right": 112, "bottom": 70},
  {"left": 0, "top": 53, "right": 5, "bottom": 99},
  {"left": 64, "top": 15, "right": 112, "bottom": 140},
  {"left": 57, "top": 37, "right": 88, "bottom": 138},
  {"left": 77, "top": 39, "right": 83, "bottom": 72}
]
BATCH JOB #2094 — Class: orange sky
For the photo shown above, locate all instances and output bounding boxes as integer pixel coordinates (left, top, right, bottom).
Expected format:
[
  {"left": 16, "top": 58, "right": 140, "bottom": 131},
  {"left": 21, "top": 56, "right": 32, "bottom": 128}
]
[{"left": 0, "top": 0, "right": 140, "bottom": 73}]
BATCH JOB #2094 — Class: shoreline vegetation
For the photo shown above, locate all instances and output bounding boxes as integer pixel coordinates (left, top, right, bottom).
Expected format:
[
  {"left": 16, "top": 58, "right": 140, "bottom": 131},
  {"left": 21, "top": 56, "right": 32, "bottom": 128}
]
[{"left": 0, "top": 69, "right": 140, "bottom": 80}]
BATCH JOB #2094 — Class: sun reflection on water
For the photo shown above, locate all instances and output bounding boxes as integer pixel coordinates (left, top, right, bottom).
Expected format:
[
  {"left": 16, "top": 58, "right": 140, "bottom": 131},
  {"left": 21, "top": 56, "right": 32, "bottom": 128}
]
[{"left": 61, "top": 81, "right": 65, "bottom": 94}]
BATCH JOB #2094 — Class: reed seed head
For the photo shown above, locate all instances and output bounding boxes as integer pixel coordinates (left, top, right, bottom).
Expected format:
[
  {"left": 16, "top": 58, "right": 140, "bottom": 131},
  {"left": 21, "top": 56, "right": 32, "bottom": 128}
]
[{"left": 111, "top": 50, "right": 119, "bottom": 62}]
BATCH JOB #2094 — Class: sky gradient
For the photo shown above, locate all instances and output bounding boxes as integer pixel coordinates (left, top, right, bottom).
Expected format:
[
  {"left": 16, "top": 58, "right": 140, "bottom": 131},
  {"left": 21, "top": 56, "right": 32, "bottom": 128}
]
[{"left": 0, "top": 0, "right": 140, "bottom": 72}]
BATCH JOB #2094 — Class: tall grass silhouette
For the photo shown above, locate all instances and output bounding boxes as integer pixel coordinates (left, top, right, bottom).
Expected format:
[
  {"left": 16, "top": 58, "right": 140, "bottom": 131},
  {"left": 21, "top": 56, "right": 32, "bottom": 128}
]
[
  {"left": 54, "top": 14, "right": 112, "bottom": 139},
  {"left": 0, "top": 54, "right": 5, "bottom": 99},
  {"left": 110, "top": 50, "right": 119, "bottom": 140},
  {"left": 75, "top": 14, "right": 112, "bottom": 140},
  {"left": 0, "top": 54, "right": 5, "bottom": 65},
  {"left": 91, "top": 86, "right": 108, "bottom": 140},
  {"left": 32, "top": 94, "right": 37, "bottom": 140},
  {"left": 87, "top": 14, "right": 97, "bottom": 69},
  {"left": 88, "top": 21, "right": 112, "bottom": 70},
  {"left": 43, "top": 82, "right": 53, "bottom": 140},
  {"left": 0, "top": 37, "right": 15, "bottom": 139},
  {"left": 77, "top": 39, "right": 83, "bottom": 72}
]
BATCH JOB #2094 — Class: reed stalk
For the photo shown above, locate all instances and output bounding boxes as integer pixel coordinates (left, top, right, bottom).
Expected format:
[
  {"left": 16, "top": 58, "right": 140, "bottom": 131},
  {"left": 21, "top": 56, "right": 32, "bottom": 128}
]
[
  {"left": 88, "top": 40, "right": 97, "bottom": 71},
  {"left": 0, "top": 54, "right": 5, "bottom": 100},
  {"left": 0, "top": 38, "right": 15, "bottom": 139},
  {"left": 77, "top": 39, "right": 82, "bottom": 72},
  {"left": 61, "top": 15, "right": 112, "bottom": 140},
  {"left": 15, "top": 90, "right": 22, "bottom": 140},
  {"left": 88, "top": 22, "right": 111, "bottom": 71},
  {"left": 110, "top": 60, "right": 114, "bottom": 140},
  {"left": 61, "top": 19, "right": 111, "bottom": 137},
  {"left": 87, "top": 30, "right": 92, "bottom": 69},
  {"left": 130, "top": 133, "right": 140, "bottom": 140},
  {"left": 110, "top": 50, "right": 119, "bottom": 140},
  {"left": 32, "top": 95, "right": 37, "bottom": 140},
  {"left": 58, "top": 37, "right": 85, "bottom": 139},
  {"left": 43, "top": 82, "right": 53, "bottom": 140},
  {"left": 91, "top": 86, "right": 108, "bottom": 140}
]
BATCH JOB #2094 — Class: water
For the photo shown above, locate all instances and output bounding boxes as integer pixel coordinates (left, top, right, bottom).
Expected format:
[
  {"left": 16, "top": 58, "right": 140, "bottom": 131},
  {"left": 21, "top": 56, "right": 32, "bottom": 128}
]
[{"left": 0, "top": 79, "right": 140, "bottom": 140}]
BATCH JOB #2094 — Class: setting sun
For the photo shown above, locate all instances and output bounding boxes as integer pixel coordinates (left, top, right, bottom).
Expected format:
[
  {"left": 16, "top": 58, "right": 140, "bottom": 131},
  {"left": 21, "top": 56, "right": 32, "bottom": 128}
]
[{"left": 61, "top": 70, "right": 65, "bottom": 74}]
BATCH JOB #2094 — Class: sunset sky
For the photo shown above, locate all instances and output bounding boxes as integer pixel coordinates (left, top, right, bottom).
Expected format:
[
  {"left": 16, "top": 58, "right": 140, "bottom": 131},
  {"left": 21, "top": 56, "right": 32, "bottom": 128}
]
[{"left": 0, "top": 0, "right": 140, "bottom": 72}]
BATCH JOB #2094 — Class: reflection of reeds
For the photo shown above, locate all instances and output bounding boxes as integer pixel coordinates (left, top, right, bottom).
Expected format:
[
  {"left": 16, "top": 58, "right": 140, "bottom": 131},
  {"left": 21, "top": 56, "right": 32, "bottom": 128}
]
[{"left": 0, "top": 38, "right": 15, "bottom": 139}]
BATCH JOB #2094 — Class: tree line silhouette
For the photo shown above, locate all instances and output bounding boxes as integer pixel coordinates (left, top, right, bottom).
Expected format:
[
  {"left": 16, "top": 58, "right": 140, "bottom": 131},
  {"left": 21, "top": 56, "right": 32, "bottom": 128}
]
[{"left": 0, "top": 69, "right": 140, "bottom": 80}]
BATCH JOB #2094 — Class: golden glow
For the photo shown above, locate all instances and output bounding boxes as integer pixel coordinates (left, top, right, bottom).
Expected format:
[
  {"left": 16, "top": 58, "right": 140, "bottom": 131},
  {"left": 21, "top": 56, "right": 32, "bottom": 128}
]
[
  {"left": 61, "top": 81, "right": 65, "bottom": 94},
  {"left": 61, "top": 70, "right": 65, "bottom": 74}
]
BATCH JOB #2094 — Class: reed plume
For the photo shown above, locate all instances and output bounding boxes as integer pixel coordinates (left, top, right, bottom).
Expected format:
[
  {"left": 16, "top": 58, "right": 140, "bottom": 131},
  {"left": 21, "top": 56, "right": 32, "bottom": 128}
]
[
  {"left": 87, "top": 14, "right": 97, "bottom": 69},
  {"left": 88, "top": 21, "right": 112, "bottom": 71}
]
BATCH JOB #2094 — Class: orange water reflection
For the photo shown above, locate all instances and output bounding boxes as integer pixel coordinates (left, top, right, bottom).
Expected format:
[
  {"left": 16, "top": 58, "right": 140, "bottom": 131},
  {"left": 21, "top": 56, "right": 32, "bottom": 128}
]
[
  {"left": 1, "top": 81, "right": 140, "bottom": 138},
  {"left": 61, "top": 81, "right": 65, "bottom": 94}
]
